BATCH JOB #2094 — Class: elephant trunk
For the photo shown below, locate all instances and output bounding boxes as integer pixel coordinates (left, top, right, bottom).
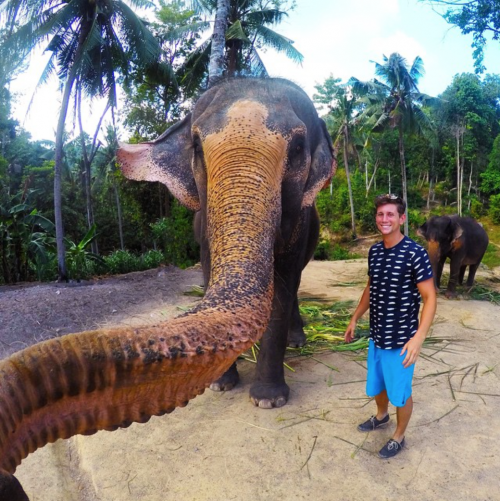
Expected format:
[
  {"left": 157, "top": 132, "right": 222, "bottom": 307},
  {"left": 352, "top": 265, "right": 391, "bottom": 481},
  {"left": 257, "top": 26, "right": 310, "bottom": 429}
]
[
  {"left": 426, "top": 240, "right": 441, "bottom": 289},
  {"left": 0, "top": 124, "right": 285, "bottom": 486}
]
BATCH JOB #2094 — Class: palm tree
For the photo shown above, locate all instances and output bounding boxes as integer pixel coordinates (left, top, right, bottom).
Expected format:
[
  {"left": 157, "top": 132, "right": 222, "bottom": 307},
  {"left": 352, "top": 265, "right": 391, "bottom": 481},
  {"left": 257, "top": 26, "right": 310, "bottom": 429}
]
[
  {"left": 1, "top": 0, "right": 161, "bottom": 280},
  {"left": 209, "top": 0, "right": 231, "bottom": 84},
  {"left": 351, "top": 53, "right": 433, "bottom": 235},
  {"left": 314, "top": 76, "right": 364, "bottom": 239},
  {"left": 185, "top": 0, "right": 303, "bottom": 88}
]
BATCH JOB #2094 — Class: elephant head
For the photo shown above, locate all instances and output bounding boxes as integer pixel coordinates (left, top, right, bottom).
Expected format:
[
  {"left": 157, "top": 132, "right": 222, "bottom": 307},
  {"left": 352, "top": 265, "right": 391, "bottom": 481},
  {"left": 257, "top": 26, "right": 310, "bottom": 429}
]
[
  {"left": 0, "top": 78, "right": 335, "bottom": 499},
  {"left": 418, "top": 215, "right": 463, "bottom": 287}
]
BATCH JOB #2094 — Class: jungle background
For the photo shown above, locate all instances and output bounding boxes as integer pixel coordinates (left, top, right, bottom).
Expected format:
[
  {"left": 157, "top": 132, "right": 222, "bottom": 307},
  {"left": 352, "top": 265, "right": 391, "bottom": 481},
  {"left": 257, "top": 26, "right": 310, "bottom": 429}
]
[{"left": 0, "top": 0, "right": 500, "bottom": 286}]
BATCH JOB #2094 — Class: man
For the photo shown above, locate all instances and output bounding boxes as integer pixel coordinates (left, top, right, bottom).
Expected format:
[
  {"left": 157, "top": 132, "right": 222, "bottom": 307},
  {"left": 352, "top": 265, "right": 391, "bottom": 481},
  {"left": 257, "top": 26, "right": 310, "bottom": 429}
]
[{"left": 344, "top": 194, "right": 436, "bottom": 459}]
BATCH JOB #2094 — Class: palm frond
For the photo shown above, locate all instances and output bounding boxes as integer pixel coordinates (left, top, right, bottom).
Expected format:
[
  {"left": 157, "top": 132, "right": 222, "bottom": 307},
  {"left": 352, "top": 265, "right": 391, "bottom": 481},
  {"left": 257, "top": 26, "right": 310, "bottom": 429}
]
[
  {"left": 160, "top": 20, "right": 210, "bottom": 43},
  {"left": 244, "top": 46, "right": 268, "bottom": 77},
  {"left": 181, "top": 39, "right": 210, "bottom": 95},
  {"left": 226, "top": 19, "right": 251, "bottom": 41},
  {"left": 253, "top": 25, "right": 303, "bottom": 64},
  {"left": 111, "top": 0, "right": 160, "bottom": 64},
  {"left": 246, "top": 8, "right": 287, "bottom": 26},
  {"left": 185, "top": 0, "right": 214, "bottom": 15}
]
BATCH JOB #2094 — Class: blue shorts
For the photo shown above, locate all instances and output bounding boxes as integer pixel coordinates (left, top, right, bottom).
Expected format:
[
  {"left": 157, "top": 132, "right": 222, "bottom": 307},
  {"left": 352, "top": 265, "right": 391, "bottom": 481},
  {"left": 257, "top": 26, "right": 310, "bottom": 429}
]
[{"left": 366, "top": 339, "right": 415, "bottom": 407}]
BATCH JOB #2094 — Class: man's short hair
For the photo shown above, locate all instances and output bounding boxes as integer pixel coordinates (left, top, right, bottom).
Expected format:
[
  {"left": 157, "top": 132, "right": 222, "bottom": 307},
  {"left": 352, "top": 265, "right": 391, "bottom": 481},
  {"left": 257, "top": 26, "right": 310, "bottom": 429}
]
[{"left": 374, "top": 193, "right": 406, "bottom": 216}]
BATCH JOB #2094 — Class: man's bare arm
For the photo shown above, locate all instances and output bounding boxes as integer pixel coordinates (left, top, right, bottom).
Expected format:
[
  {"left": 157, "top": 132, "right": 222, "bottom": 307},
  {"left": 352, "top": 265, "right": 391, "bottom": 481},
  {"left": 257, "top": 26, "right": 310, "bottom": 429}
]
[
  {"left": 401, "top": 277, "right": 437, "bottom": 367},
  {"left": 344, "top": 279, "right": 370, "bottom": 343}
]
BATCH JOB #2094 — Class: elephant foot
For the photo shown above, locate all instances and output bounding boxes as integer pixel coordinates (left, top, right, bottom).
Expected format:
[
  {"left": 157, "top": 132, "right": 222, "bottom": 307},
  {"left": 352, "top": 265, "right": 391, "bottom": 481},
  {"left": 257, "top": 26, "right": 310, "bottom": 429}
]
[
  {"left": 0, "top": 470, "right": 29, "bottom": 501},
  {"left": 210, "top": 363, "right": 239, "bottom": 391},
  {"left": 287, "top": 328, "right": 306, "bottom": 348},
  {"left": 445, "top": 290, "right": 457, "bottom": 299},
  {"left": 250, "top": 381, "right": 290, "bottom": 409}
]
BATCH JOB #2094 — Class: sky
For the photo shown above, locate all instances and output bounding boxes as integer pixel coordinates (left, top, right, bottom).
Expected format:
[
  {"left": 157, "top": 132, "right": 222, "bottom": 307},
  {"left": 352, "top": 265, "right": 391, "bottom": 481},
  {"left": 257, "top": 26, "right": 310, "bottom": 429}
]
[{"left": 10, "top": 0, "right": 500, "bottom": 142}]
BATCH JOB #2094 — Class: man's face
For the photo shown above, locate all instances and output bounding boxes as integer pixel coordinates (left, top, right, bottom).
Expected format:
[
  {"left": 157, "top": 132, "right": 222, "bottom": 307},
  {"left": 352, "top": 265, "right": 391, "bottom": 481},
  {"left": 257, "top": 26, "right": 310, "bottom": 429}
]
[{"left": 375, "top": 203, "right": 405, "bottom": 236}]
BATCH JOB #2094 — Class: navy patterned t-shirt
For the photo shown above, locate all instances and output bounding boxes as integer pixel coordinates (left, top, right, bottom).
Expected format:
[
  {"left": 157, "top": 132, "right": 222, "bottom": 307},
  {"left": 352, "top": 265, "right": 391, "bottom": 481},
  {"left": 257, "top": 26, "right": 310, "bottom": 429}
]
[{"left": 368, "top": 236, "right": 433, "bottom": 349}]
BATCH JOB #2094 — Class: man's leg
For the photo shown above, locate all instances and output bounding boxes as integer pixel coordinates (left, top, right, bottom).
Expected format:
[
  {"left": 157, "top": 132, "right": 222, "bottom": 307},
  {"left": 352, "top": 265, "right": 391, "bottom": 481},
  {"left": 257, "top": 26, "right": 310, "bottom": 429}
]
[
  {"left": 374, "top": 390, "right": 389, "bottom": 420},
  {"left": 393, "top": 395, "right": 413, "bottom": 443}
]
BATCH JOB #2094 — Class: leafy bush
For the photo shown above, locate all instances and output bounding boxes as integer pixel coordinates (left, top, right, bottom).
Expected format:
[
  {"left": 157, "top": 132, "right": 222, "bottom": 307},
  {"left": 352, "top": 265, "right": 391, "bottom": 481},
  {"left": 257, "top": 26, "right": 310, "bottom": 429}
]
[
  {"left": 65, "top": 225, "right": 105, "bottom": 280},
  {"left": 150, "top": 200, "right": 199, "bottom": 268},
  {"left": 104, "top": 250, "right": 142, "bottom": 275},
  {"left": 489, "top": 194, "right": 500, "bottom": 224},
  {"left": 314, "top": 240, "right": 360, "bottom": 261},
  {"left": 408, "top": 209, "right": 426, "bottom": 229},
  {"left": 141, "top": 249, "right": 165, "bottom": 269}
]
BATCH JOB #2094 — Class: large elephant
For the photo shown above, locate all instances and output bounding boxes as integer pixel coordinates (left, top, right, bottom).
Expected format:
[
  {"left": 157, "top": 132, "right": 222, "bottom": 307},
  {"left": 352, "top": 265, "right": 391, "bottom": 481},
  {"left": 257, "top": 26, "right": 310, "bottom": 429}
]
[
  {"left": 417, "top": 215, "right": 489, "bottom": 298},
  {"left": 0, "top": 78, "right": 335, "bottom": 499}
]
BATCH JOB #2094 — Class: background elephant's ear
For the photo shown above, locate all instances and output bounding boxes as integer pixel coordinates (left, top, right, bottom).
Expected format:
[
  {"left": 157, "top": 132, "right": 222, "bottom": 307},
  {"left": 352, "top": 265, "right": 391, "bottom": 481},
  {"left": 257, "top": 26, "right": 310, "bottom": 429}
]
[
  {"left": 451, "top": 220, "right": 464, "bottom": 243},
  {"left": 417, "top": 222, "right": 428, "bottom": 238},
  {"left": 118, "top": 114, "right": 200, "bottom": 211},
  {"left": 302, "top": 119, "right": 336, "bottom": 208}
]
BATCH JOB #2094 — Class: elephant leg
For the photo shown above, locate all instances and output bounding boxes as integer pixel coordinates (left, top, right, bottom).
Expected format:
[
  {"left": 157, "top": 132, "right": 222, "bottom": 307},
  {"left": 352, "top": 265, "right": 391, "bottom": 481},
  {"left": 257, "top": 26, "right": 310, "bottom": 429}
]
[
  {"left": 466, "top": 263, "right": 480, "bottom": 286},
  {"left": 458, "top": 265, "right": 467, "bottom": 285},
  {"left": 0, "top": 471, "right": 28, "bottom": 501},
  {"left": 287, "top": 206, "right": 319, "bottom": 348},
  {"left": 287, "top": 297, "right": 306, "bottom": 348},
  {"left": 446, "top": 258, "right": 461, "bottom": 298},
  {"left": 250, "top": 208, "right": 317, "bottom": 408},
  {"left": 249, "top": 272, "right": 296, "bottom": 408},
  {"left": 210, "top": 361, "right": 240, "bottom": 391},
  {"left": 436, "top": 258, "right": 446, "bottom": 289}
]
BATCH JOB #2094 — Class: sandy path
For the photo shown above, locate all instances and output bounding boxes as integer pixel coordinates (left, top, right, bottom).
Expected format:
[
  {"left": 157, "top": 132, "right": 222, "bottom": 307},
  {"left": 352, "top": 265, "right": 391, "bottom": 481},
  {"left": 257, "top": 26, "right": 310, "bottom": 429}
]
[{"left": 12, "top": 260, "right": 500, "bottom": 501}]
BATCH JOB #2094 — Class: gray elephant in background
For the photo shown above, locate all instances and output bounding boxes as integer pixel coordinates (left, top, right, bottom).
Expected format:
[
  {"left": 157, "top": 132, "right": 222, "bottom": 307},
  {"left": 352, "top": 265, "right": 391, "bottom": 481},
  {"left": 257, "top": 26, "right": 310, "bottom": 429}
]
[{"left": 418, "top": 215, "right": 489, "bottom": 298}]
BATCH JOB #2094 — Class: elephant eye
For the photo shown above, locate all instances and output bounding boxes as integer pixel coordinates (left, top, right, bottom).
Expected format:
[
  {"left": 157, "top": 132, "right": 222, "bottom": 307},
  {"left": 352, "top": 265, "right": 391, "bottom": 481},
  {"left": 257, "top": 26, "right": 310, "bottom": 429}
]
[{"left": 193, "top": 136, "right": 202, "bottom": 154}]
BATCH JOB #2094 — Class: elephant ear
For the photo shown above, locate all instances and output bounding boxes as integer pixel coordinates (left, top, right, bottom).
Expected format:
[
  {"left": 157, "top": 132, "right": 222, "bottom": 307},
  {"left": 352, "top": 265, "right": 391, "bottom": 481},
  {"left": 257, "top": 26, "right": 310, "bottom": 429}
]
[
  {"left": 117, "top": 114, "right": 200, "bottom": 211},
  {"left": 302, "top": 119, "right": 336, "bottom": 208},
  {"left": 417, "top": 221, "right": 428, "bottom": 239},
  {"left": 451, "top": 219, "right": 464, "bottom": 246}
]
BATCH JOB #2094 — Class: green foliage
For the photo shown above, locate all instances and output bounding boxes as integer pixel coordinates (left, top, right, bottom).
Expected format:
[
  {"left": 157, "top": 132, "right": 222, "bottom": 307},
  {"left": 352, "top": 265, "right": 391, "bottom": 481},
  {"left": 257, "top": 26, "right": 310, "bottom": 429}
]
[
  {"left": 481, "top": 134, "right": 500, "bottom": 195},
  {"left": 150, "top": 200, "right": 199, "bottom": 268},
  {"left": 105, "top": 250, "right": 142, "bottom": 275},
  {"left": 65, "top": 225, "right": 105, "bottom": 280},
  {"left": 103, "top": 249, "right": 167, "bottom": 275},
  {"left": 488, "top": 194, "right": 500, "bottom": 224},
  {"left": 424, "top": 0, "right": 500, "bottom": 74},
  {"left": 314, "top": 241, "right": 360, "bottom": 261},
  {"left": 0, "top": 191, "right": 55, "bottom": 283}
]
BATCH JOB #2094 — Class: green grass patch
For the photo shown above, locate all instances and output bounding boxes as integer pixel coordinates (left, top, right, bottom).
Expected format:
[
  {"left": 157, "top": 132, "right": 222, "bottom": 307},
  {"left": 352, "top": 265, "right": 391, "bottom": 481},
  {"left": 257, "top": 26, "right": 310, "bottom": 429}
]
[
  {"left": 478, "top": 217, "right": 500, "bottom": 269},
  {"left": 468, "top": 284, "right": 500, "bottom": 305}
]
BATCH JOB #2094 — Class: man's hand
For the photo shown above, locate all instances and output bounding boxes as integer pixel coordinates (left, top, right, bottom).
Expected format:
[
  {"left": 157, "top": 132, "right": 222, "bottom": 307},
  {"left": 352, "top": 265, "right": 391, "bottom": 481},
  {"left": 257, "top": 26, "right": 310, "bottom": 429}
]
[
  {"left": 344, "top": 320, "right": 357, "bottom": 343},
  {"left": 345, "top": 280, "right": 371, "bottom": 343},
  {"left": 400, "top": 335, "right": 424, "bottom": 368}
]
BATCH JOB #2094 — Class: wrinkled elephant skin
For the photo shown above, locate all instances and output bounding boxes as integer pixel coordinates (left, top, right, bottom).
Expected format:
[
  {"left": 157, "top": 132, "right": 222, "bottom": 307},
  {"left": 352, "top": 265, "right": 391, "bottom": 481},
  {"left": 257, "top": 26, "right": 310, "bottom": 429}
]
[
  {"left": 0, "top": 78, "right": 335, "bottom": 500},
  {"left": 418, "top": 215, "right": 489, "bottom": 297}
]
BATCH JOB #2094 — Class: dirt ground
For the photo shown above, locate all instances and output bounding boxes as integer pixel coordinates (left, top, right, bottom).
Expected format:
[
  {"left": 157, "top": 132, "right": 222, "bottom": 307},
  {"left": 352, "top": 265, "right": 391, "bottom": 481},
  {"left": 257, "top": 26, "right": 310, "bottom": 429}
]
[{"left": 2, "top": 258, "right": 500, "bottom": 501}]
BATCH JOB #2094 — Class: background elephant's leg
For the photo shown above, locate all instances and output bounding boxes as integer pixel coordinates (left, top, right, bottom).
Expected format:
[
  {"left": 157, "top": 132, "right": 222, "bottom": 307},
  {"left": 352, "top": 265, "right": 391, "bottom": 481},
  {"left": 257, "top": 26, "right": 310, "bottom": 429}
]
[
  {"left": 210, "top": 361, "right": 240, "bottom": 391},
  {"left": 446, "top": 258, "right": 461, "bottom": 296},
  {"left": 287, "top": 298, "right": 306, "bottom": 348},
  {"left": 459, "top": 265, "right": 467, "bottom": 285},
  {"left": 437, "top": 257, "right": 446, "bottom": 288},
  {"left": 287, "top": 208, "right": 319, "bottom": 348},
  {"left": 466, "top": 263, "right": 480, "bottom": 286}
]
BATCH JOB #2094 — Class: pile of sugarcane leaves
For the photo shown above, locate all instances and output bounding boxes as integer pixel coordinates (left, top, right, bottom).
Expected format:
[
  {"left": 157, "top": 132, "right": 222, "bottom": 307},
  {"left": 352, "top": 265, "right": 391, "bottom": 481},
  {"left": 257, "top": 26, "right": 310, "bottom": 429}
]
[
  {"left": 240, "top": 299, "right": 449, "bottom": 372},
  {"left": 182, "top": 288, "right": 452, "bottom": 371}
]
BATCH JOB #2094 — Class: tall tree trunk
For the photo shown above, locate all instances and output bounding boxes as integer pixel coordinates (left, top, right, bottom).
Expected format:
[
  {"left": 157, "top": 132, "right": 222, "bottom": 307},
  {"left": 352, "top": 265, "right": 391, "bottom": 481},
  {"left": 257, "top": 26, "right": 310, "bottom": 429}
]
[
  {"left": 456, "top": 128, "right": 462, "bottom": 216},
  {"left": 113, "top": 180, "right": 124, "bottom": 250},
  {"left": 398, "top": 125, "right": 409, "bottom": 236},
  {"left": 208, "top": 0, "right": 230, "bottom": 86},
  {"left": 54, "top": 14, "right": 94, "bottom": 281},
  {"left": 54, "top": 66, "right": 79, "bottom": 281},
  {"left": 343, "top": 126, "right": 356, "bottom": 239},
  {"left": 77, "top": 86, "right": 97, "bottom": 255}
]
